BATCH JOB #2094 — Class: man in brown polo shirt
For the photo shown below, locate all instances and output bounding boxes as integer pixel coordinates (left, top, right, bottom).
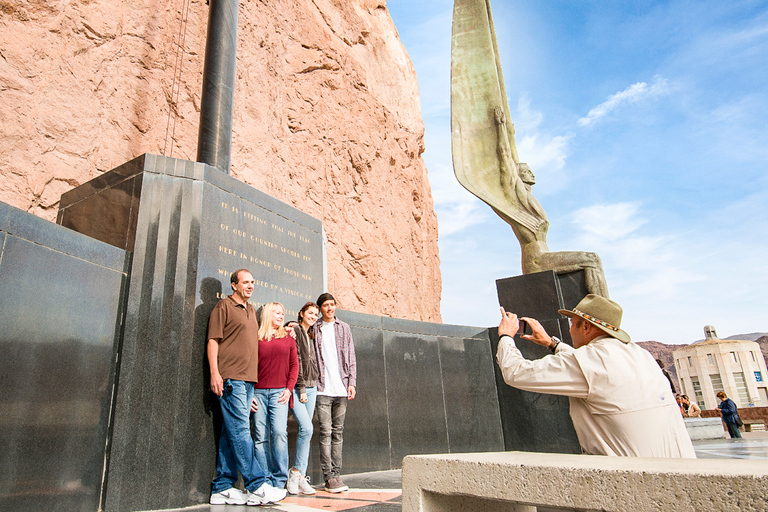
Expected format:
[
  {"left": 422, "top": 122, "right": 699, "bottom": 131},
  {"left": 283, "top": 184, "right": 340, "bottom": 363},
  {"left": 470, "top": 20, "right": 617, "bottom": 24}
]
[{"left": 207, "top": 269, "right": 286, "bottom": 506}]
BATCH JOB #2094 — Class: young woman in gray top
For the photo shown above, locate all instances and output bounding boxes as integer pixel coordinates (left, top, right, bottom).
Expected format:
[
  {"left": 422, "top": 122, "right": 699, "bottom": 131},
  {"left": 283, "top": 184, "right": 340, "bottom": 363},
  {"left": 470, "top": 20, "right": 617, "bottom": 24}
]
[{"left": 286, "top": 302, "right": 320, "bottom": 494}]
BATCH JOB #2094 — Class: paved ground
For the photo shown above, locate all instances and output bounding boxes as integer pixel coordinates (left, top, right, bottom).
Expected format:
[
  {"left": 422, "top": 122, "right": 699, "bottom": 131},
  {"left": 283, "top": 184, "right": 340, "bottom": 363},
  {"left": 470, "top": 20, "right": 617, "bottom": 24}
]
[
  {"left": 693, "top": 429, "right": 768, "bottom": 459},
  {"left": 149, "top": 431, "right": 768, "bottom": 512},
  {"left": 152, "top": 471, "right": 402, "bottom": 512}
]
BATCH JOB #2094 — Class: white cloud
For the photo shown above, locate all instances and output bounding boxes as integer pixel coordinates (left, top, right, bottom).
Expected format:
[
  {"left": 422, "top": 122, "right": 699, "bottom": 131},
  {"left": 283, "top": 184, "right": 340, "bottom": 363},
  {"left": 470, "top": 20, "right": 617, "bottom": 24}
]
[
  {"left": 512, "top": 95, "right": 544, "bottom": 131},
  {"left": 435, "top": 197, "right": 488, "bottom": 236},
  {"left": 571, "top": 202, "right": 647, "bottom": 241},
  {"left": 517, "top": 134, "right": 571, "bottom": 187},
  {"left": 674, "top": 16, "right": 768, "bottom": 73},
  {"left": 578, "top": 76, "right": 670, "bottom": 127},
  {"left": 566, "top": 202, "right": 705, "bottom": 301}
]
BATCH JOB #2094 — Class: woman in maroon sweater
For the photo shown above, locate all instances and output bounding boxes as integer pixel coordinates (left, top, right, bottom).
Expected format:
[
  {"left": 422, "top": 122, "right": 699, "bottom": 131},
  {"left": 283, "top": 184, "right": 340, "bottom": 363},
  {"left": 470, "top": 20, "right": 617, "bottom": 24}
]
[{"left": 252, "top": 302, "right": 299, "bottom": 488}]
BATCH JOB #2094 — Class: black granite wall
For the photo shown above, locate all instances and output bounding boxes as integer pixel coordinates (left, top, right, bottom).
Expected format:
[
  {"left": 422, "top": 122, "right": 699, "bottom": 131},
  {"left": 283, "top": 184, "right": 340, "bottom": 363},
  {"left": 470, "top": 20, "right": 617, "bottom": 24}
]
[
  {"left": 301, "top": 310, "right": 503, "bottom": 483},
  {"left": 0, "top": 202, "right": 130, "bottom": 512}
]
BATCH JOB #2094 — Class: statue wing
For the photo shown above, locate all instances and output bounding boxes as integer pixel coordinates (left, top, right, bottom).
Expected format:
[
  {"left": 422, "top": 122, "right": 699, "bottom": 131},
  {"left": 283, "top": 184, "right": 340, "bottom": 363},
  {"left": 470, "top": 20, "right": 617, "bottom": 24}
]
[{"left": 451, "top": 0, "right": 544, "bottom": 233}]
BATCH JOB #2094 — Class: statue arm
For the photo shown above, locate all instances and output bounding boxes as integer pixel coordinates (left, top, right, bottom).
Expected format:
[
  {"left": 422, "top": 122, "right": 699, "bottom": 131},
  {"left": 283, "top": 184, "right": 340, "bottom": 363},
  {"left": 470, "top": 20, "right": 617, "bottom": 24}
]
[
  {"left": 495, "top": 107, "right": 544, "bottom": 227},
  {"left": 494, "top": 107, "right": 519, "bottom": 195}
]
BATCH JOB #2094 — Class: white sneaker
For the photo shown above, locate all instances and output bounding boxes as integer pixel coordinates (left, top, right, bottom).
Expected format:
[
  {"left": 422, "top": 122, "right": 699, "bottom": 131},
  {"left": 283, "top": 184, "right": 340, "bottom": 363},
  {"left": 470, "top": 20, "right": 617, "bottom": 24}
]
[
  {"left": 210, "top": 487, "right": 247, "bottom": 505},
  {"left": 247, "top": 482, "right": 287, "bottom": 506},
  {"left": 298, "top": 475, "right": 316, "bottom": 495},
  {"left": 286, "top": 468, "right": 301, "bottom": 495}
]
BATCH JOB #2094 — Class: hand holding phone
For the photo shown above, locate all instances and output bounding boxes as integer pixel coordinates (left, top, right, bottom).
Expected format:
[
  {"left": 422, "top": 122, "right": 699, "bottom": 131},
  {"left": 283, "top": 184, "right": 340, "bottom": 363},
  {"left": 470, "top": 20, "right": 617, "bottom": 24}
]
[{"left": 518, "top": 319, "right": 531, "bottom": 336}]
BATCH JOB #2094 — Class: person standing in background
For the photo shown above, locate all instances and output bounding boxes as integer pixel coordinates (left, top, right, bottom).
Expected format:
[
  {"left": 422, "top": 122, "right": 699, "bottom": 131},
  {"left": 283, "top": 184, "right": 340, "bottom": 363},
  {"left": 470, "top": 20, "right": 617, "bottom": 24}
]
[
  {"left": 681, "top": 395, "right": 701, "bottom": 418},
  {"left": 717, "top": 391, "right": 742, "bottom": 438},
  {"left": 656, "top": 359, "right": 676, "bottom": 394}
]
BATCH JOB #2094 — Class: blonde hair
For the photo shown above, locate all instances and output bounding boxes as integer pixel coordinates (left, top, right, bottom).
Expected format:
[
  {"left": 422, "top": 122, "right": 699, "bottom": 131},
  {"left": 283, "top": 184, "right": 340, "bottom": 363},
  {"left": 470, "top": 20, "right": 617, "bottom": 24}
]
[{"left": 258, "top": 302, "right": 287, "bottom": 340}]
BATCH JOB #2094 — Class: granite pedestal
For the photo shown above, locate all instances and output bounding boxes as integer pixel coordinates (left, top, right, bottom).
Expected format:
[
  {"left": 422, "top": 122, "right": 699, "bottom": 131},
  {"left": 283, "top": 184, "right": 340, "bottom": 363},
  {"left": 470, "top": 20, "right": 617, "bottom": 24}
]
[
  {"left": 58, "top": 154, "right": 326, "bottom": 512},
  {"left": 491, "top": 270, "right": 587, "bottom": 454}
]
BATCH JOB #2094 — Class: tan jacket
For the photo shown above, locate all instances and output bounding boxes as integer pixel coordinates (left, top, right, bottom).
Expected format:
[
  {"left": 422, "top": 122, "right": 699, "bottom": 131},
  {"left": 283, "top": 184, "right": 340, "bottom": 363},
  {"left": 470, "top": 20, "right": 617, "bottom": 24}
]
[
  {"left": 497, "top": 335, "right": 696, "bottom": 458},
  {"left": 685, "top": 402, "right": 702, "bottom": 417}
]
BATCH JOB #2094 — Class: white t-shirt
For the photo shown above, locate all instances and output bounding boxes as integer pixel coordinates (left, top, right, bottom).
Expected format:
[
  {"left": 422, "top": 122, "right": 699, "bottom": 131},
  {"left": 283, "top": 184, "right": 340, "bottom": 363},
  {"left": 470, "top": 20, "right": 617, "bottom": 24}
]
[{"left": 318, "top": 320, "right": 347, "bottom": 397}]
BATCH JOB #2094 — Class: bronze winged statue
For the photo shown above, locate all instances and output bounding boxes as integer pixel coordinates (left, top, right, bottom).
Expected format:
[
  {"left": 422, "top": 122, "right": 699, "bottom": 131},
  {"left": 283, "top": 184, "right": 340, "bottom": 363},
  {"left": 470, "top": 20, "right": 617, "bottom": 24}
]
[{"left": 451, "top": 0, "right": 609, "bottom": 297}]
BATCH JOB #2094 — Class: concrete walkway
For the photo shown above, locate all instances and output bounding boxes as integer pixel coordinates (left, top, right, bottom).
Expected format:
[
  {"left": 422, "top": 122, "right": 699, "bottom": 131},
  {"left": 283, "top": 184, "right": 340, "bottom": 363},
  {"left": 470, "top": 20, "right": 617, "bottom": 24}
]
[
  {"left": 148, "top": 471, "right": 402, "bottom": 512},
  {"left": 145, "top": 431, "right": 767, "bottom": 512},
  {"left": 693, "top": 429, "right": 768, "bottom": 459}
]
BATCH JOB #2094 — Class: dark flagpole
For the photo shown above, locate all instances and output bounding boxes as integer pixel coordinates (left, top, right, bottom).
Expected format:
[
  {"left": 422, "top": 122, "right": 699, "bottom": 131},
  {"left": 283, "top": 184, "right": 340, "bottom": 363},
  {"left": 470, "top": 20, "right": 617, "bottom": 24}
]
[{"left": 197, "top": 0, "right": 239, "bottom": 174}]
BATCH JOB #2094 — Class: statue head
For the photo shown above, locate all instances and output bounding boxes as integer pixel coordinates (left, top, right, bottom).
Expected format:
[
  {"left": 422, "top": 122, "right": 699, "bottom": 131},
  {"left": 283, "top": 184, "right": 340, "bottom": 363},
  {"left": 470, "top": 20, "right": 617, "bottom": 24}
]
[{"left": 519, "top": 163, "right": 535, "bottom": 185}]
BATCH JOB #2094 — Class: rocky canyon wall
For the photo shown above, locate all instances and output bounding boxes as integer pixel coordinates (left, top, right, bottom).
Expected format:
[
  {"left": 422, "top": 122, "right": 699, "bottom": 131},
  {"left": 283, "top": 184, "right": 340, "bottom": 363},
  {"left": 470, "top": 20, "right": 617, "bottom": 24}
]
[{"left": 0, "top": 0, "right": 441, "bottom": 321}]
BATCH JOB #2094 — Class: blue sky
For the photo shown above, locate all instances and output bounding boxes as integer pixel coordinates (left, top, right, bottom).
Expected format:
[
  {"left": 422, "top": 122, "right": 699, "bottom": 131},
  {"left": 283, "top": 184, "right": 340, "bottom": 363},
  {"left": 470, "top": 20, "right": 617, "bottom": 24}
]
[{"left": 387, "top": 0, "right": 768, "bottom": 343}]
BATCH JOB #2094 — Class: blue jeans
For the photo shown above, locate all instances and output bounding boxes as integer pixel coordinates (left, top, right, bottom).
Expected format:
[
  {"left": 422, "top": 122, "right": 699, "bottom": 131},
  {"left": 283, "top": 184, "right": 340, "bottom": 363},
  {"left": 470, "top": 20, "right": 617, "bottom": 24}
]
[
  {"left": 212, "top": 379, "right": 267, "bottom": 493},
  {"left": 253, "top": 388, "right": 290, "bottom": 487},
  {"left": 290, "top": 386, "right": 317, "bottom": 475},
  {"left": 315, "top": 395, "right": 347, "bottom": 481}
]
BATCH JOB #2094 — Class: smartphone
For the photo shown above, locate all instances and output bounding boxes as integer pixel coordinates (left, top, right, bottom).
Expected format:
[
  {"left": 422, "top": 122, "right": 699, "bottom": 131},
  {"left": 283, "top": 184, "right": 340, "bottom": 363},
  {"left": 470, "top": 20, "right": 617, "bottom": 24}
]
[{"left": 518, "top": 319, "right": 531, "bottom": 336}]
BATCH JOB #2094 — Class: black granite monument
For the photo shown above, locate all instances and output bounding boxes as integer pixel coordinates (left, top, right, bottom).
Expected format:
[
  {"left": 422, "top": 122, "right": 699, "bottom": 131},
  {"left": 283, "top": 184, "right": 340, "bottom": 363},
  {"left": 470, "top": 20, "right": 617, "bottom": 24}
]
[
  {"left": 0, "top": 184, "right": 580, "bottom": 512},
  {"left": 329, "top": 311, "right": 504, "bottom": 478},
  {"left": 491, "top": 270, "right": 587, "bottom": 454},
  {"left": 56, "top": 153, "right": 325, "bottom": 511}
]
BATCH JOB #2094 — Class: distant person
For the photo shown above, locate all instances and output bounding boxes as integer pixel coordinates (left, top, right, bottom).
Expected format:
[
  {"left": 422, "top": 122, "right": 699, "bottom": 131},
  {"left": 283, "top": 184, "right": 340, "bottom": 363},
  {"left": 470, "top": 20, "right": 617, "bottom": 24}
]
[
  {"left": 311, "top": 293, "right": 357, "bottom": 492},
  {"left": 681, "top": 395, "right": 701, "bottom": 417},
  {"left": 716, "top": 391, "right": 742, "bottom": 438},
  {"left": 206, "top": 269, "right": 286, "bottom": 506},
  {"left": 252, "top": 302, "right": 299, "bottom": 489},
  {"left": 286, "top": 302, "right": 321, "bottom": 495},
  {"left": 675, "top": 394, "right": 686, "bottom": 416},
  {"left": 656, "top": 358, "right": 676, "bottom": 394},
  {"left": 496, "top": 294, "right": 696, "bottom": 458}
]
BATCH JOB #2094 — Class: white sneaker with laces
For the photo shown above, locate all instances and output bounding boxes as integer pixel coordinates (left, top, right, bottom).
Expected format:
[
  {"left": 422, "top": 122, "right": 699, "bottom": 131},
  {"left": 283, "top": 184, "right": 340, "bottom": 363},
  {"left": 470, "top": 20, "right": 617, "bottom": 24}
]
[
  {"left": 210, "top": 487, "right": 247, "bottom": 505},
  {"left": 286, "top": 468, "right": 301, "bottom": 495},
  {"left": 298, "top": 475, "right": 316, "bottom": 495},
  {"left": 247, "top": 482, "right": 287, "bottom": 506}
]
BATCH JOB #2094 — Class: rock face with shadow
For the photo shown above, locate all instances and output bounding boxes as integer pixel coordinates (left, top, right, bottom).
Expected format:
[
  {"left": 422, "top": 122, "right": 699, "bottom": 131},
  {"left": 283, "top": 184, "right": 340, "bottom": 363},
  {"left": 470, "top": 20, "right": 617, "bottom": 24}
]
[{"left": 0, "top": 0, "right": 441, "bottom": 322}]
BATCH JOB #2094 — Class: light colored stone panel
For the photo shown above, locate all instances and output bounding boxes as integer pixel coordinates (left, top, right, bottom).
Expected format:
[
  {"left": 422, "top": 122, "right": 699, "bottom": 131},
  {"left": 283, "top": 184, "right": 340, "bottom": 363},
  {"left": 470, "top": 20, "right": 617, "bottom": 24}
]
[{"left": 403, "top": 451, "right": 768, "bottom": 512}]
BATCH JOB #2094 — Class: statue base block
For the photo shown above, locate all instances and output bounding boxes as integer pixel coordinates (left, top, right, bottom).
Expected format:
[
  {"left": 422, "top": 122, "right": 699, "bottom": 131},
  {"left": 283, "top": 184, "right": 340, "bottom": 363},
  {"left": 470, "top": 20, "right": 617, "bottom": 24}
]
[{"left": 490, "top": 270, "right": 589, "bottom": 453}]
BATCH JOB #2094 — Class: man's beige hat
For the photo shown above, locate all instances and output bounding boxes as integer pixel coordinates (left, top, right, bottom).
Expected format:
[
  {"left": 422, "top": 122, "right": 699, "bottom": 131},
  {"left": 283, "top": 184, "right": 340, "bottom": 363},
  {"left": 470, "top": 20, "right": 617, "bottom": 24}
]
[{"left": 558, "top": 294, "right": 631, "bottom": 343}]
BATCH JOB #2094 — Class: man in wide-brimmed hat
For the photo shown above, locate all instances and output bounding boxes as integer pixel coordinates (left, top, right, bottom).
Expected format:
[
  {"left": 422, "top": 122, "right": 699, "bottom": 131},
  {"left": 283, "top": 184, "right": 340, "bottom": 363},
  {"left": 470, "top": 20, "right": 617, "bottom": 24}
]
[{"left": 496, "top": 294, "right": 695, "bottom": 458}]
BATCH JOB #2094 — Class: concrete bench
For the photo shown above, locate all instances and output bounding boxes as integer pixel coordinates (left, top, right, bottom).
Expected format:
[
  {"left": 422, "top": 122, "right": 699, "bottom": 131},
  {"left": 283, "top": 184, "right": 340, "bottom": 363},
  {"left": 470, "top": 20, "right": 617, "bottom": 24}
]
[
  {"left": 402, "top": 451, "right": 768, "bottom": 512},
  {"left": 683, "top": 417, "right": 726, "bottom": 440}
]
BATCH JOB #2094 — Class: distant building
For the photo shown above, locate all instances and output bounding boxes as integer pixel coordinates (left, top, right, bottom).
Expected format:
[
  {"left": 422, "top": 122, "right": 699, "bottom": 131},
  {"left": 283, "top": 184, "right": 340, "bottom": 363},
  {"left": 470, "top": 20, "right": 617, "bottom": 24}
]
[{"left": 673, "top": 325, "right": 768, "bottom": 410}]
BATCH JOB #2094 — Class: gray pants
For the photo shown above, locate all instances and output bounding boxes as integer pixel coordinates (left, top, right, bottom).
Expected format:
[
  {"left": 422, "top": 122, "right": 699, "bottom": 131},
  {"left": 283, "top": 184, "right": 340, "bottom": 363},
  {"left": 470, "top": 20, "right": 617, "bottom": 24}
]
[{"left": 315, "top": 395, "right": 347, "bottom": 481}]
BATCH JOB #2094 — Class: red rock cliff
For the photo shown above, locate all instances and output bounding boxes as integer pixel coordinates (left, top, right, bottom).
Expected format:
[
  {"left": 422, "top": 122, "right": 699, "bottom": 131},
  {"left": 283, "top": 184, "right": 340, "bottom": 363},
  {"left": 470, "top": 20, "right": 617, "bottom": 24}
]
[{"left": 0, "top": 0, "right": 441, "bottom": 322}]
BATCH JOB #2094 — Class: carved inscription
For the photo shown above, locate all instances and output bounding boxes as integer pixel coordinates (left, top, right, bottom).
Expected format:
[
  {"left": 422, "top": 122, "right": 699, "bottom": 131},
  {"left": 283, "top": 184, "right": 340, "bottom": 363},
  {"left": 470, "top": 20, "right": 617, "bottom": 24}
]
[{"left": 213, "top": 200, "right": 319, "bottom": 318}]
